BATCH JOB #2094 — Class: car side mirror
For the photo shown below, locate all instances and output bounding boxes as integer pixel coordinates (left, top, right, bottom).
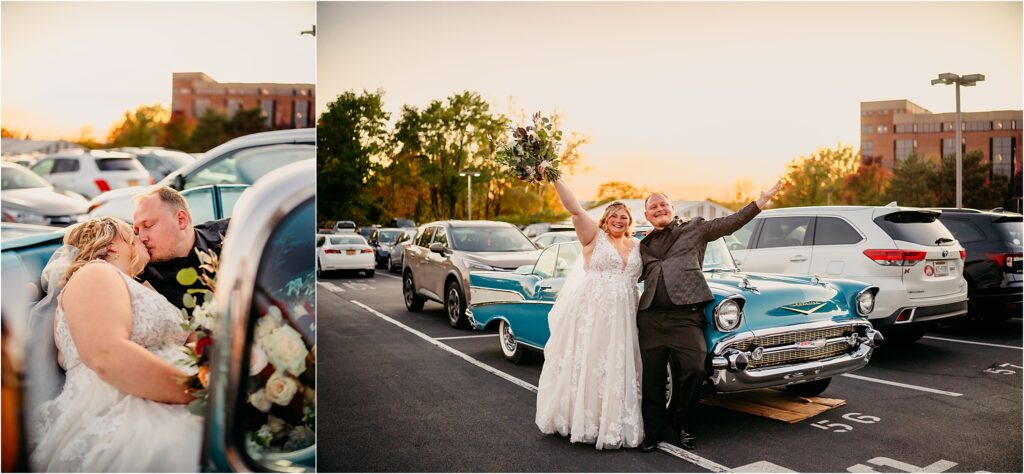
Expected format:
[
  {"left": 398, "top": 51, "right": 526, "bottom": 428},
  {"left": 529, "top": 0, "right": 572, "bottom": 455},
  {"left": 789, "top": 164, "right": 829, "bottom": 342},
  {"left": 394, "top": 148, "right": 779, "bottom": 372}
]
[
  {"left": 429, "top": 242, "right": 447, "bottom": 255},
  {"left": 172, "top": 174, "right": 185, "bottom": 190},
  {"left": 514, "top": 265, "right": 533, "bottom": 275}
]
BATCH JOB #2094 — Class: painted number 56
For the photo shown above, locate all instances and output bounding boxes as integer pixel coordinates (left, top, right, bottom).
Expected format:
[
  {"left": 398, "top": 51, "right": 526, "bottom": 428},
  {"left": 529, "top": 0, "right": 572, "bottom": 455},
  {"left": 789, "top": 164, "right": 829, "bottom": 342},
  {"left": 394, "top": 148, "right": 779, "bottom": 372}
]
[{"left": 984, "top": 363, "right": 1023, "bottom": 375}]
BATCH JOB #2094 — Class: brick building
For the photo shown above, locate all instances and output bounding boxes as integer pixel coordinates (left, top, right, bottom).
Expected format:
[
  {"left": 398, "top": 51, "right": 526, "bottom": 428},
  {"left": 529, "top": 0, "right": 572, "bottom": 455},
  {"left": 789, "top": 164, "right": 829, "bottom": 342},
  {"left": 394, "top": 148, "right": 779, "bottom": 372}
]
[
  {"left": 171, "top": 72, "right": 315, "bottom": 129},
  {"left": 860, "top": 99, "right": 1022, "bottom": 181}
]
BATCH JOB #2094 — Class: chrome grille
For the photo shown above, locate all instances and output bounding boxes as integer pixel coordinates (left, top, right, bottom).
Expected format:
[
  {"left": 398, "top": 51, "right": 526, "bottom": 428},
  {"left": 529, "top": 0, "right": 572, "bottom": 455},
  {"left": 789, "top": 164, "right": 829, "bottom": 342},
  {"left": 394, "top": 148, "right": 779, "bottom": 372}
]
[{"left": 729, "top": 326, "right": 863, "bottom": 370}]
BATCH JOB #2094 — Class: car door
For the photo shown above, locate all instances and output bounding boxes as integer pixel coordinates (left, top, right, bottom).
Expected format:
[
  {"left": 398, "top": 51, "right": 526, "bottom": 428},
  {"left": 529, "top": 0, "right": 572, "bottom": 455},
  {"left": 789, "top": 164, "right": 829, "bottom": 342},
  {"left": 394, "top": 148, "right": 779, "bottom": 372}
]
[
  {"left": 809, "top": 216, "right": 866, "bottom": 277},
  {"left": 726, "top": 217, "right": 762, "bottom": 269},
  {"left": 406, "top": 226, "right": 435, "bottom": 294},
  {"left": 740, "top": 215, "right": 814, "bottom": 275},
  {"left": 425, "top": 226, "right": 452, "bottom": 299}
]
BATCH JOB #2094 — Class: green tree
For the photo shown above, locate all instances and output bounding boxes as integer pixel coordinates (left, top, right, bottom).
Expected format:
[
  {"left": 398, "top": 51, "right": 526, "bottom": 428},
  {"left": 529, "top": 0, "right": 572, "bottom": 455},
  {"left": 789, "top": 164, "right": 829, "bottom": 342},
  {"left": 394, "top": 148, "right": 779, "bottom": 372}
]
[
  {"left": 774, "top": 144, "right": 859, "bottom": 207},
  {"left": 161, "top": 112, "right": 195, "bottom": 151},
  {"left": 930, "top": 150, "right": 1010, "bottom": 209},
  {"left": 840, "top": 156, "right": 892, "bottom": 205},
  {"left": 317, "top": 89, "right": 391, "bottom": 226},
  {"left": 188, "top": 109, "right": 230, "bottom": 153},
  {"left": 885, "top": 154, "right": 937, "bottom": 207},
  {"left": 107, "top": 104, "right": 168, "bottom": 147},
  {"left": 226, "top": 107, "right": 270, "bottom": 137},
  {"left": 594, "top": 181, "right": 649, "bottom": 204}
]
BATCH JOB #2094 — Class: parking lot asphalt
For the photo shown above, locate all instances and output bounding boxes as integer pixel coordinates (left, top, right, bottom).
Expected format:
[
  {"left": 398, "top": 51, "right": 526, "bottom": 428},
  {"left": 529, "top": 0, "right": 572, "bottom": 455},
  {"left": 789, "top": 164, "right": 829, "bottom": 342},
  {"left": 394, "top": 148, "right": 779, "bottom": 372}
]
[{"left": 317, "top": 270, "right": 1023, "bottom": 473}]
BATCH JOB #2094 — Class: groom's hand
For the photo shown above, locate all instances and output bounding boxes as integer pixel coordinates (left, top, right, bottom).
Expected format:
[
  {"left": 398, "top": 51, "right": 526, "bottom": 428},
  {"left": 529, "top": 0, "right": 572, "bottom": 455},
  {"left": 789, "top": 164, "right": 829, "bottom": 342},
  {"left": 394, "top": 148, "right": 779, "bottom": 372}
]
[{"left": 755, "top": 179, "right": 783, "bottom": 209}]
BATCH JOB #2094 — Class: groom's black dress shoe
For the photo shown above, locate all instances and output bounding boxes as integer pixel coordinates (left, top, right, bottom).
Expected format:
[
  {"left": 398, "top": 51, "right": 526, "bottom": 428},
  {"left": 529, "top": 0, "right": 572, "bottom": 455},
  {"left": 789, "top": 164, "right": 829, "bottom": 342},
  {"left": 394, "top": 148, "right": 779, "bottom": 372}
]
[
  {"left": 639, "top": 437, "right": 660, "bottom": 453},
  {"left": 677, "top": 430, "right": 696, "bottom": 450}
]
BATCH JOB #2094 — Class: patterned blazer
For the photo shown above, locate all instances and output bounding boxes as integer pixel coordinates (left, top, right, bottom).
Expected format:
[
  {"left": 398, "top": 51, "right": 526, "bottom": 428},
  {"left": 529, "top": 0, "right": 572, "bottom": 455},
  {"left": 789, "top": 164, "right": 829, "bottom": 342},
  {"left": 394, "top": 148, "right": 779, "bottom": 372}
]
[{"left": 638, "top": 202, "right": 761, "bottom": 310}]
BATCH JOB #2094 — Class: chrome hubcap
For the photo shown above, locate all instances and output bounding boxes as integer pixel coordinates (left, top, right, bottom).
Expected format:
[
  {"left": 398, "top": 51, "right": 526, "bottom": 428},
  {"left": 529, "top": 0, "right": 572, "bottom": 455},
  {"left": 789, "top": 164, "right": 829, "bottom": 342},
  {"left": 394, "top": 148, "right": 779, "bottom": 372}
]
[
  {"left": 501, "top": 322, "right": 517, "bottom": 354},
  {"left": 404, "top": 276, "right": 413, "bottom": 305},
  {"left": 447, "top": 287, "right": 460, "bottom": 322}
]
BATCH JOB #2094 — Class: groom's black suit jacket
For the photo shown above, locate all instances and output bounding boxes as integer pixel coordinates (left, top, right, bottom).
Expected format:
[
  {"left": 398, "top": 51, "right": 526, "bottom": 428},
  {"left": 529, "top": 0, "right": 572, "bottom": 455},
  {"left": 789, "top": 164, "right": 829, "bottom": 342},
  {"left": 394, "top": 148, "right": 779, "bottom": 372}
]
[
  {"left": 140, "top": 218, "right": 230, "bottom": 310},
  {"left": 638, "top": 202, "right": 760, "bottom": 311}
]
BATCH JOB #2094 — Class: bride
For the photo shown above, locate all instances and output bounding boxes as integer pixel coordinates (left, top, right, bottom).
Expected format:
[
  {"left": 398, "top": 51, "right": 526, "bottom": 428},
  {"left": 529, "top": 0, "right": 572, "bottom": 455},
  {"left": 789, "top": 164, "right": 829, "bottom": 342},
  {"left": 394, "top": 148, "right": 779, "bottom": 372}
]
[
  {"left": 30, "top": 216, "right": 202, "bottom": 472},
  {"left": 534, "top": 165, "right": 644, "bottom": 449}
]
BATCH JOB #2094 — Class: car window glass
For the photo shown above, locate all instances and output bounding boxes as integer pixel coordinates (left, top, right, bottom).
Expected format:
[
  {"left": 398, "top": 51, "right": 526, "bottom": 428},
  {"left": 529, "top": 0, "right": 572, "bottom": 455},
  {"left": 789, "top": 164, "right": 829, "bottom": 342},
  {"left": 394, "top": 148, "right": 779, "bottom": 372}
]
[
  {"left": 756, "top": 216, "right": 812, "bottom": 249},
  {"left": 939, "top": 218, "right": 986, "bottom": 244},
  {"left": 136, "top": 155, "right": 158, "bottom": 170},
  {"left": 416, "top": 227, "right": 436, "bottom": 247},
  {"left": 703, "top": 238, "right": 739, "bottom": 270},
  {"left": 728, "top": 218, "right": 759, "bottom": 250},
  {"left": 317, "top": 236, "right": 325, "bottom": 247},
  {"left": 432, "top": 228, "right": 448, "bottom": 247},
  {"left": 378, "top": 230, "right": 403, "bottom": 244},
  {"left": 533, "top": 246, "right": 557, "bottom": 279},
  {"left": 874, "top": 212, "right": 955, "bottom": 246},
  {"left": 52, "top": 159, "right": 80, "bottom": 174},
  {"left": 31, "top": 159, "right": 54, "bottom": 176},
  {"left": 536, "top": 236, "right": 552, "bottom": 247},
  {"left": 187, "top": 144, "right": 313, "bottom": 190},
  {"left": 330, "top": 236, "right": 366, "bottom": 245},
  {"left": 814, "top": 217, "right": 863, "bottom": 245},
  {"left": 994, "top": 219, "right": 1023, "bottom": 246},
  {"left": 220, "top": 186, "right": 246, "bottom": 219},
  {"left": 554, "top": 242, "right": 582, "bottom": 278},
  {"left": 2, "top": 166, "right": 50, "bottom": 189},
  {"left": 449, "top": 227, "right": 536, "bottom": 252},
  {"left": 243, "top": 197, "right": 315, "bottom": 467},
  {"left": 181, "top": 187, "right": 216, "bottom": 225},
  {"left": 95, "top": 158, "right": 144, "bottom": 172}
]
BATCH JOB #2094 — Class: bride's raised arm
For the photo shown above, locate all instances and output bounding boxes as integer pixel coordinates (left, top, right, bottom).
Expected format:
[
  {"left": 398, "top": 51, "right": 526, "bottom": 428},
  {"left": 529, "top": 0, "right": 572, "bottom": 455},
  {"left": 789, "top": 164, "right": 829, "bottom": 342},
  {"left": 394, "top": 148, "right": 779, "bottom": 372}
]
[
  {"left": 541, "top": 164, "right": 598, "bottom": 246},
  {"left": 61, "top": 263, "right": 193, "bottom": 404}
]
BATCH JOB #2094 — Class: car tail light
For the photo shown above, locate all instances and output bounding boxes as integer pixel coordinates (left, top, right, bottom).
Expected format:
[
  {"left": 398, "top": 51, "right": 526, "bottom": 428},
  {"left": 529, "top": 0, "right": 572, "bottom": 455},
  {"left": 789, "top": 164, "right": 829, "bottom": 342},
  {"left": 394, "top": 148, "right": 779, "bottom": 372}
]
[
  {"left": 94, "top": 179, "right": 111, "bottom": 192},
  {"left": 148, "top": 176, "right": 155, "bottom": 184},
  {"left": 863, "top": 249, "right": 927, "bottom": 266},
  {"left": 986, "top": 253, "right": 1022, "bottom": 269},
  {"left": 325, "top": 249, "right": 341, "bottom": 254},
  {"left": 959, "top": 249, "right": 966, "bottom": 261},
  {"left": 360, "top": 248, "right": 374, "bottom": 253}
]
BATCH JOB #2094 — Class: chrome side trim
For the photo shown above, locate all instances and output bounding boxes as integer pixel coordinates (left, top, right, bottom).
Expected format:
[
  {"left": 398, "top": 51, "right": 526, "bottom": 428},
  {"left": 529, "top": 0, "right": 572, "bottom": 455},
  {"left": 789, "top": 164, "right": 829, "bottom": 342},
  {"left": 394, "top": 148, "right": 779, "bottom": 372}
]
[{"left": 469, "top": 286, "right": 525, "bottom": 306}]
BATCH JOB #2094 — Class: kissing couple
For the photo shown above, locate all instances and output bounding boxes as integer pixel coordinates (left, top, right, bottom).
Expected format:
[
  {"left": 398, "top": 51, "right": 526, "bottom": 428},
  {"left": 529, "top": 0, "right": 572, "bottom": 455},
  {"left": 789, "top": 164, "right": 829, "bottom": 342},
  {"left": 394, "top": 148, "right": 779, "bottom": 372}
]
[
  {"left": 533, "top": 163, "right": 782, "bottom": 451},
  {"left": 27, "top": 186, "right": 229, "bottom": 472}
]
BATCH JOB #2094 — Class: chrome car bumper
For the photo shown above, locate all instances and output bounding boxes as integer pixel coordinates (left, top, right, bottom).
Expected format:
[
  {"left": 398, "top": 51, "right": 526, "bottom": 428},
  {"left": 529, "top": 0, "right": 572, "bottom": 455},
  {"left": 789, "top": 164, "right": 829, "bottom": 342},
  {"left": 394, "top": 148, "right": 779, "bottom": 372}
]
[{"left": 708, "top": 320, "right": 883, "bottom": 393}]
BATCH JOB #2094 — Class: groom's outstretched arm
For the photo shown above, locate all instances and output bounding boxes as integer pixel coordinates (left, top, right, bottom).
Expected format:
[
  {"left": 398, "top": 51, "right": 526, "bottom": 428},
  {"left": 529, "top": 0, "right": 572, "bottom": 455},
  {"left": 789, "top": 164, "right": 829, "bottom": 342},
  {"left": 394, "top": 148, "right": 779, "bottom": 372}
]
[{"left": 701, "top": 179, "right": 783, "bottom": 242}]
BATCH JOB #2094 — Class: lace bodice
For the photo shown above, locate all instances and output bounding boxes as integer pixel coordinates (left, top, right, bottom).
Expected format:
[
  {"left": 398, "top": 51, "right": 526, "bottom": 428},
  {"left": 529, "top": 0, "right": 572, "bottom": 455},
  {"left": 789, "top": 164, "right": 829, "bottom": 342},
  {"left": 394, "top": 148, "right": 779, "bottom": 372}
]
[
  {"left": 585, "top": 232, "right": 642, "bottom": 280},
  {"left": 55, "top": 262, "right": 189, "bottom": 371}
]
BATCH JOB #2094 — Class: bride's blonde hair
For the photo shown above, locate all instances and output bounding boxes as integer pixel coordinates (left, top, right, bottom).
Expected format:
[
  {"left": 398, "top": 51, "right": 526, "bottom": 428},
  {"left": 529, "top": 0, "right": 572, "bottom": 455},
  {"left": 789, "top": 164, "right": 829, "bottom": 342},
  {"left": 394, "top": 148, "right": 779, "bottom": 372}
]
[
  {"left": 62, "top": 216, "right": 139, "bottom": 285},
  {"left": 597, "top": 201, "right": 634, "bottom": 237}
]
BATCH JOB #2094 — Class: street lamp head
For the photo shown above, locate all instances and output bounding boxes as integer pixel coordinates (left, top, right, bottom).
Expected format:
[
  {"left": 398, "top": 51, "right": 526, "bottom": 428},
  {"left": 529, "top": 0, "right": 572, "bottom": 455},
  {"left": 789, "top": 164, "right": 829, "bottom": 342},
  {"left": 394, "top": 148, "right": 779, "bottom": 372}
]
[
  {"left": 460, "top": 170, "right": 481, "bottom": 177},
  {"left": 961, "top": 73, "right": 985, "bottom": 86}
]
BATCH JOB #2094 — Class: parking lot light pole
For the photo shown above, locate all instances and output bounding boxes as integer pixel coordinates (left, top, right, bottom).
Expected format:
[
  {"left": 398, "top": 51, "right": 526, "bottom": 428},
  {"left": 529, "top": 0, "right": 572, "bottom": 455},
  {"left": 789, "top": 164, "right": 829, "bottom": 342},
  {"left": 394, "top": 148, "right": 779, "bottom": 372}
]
[
  {"left": 459, "top": 170, "right": 481, "bottom": 220},
  {"left": 931, "top": 72, "right": 985, "bottom": 209}
]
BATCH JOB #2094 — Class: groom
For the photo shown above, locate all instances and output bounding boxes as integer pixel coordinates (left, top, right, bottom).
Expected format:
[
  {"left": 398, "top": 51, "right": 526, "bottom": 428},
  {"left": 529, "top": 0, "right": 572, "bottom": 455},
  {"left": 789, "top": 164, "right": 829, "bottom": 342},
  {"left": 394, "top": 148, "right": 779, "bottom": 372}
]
[
  {"left": 132, "top": 186, "right": 231, "bottom": 310},
  {"left": 637, "top": 181, "right": 782, "bottom": 452}
]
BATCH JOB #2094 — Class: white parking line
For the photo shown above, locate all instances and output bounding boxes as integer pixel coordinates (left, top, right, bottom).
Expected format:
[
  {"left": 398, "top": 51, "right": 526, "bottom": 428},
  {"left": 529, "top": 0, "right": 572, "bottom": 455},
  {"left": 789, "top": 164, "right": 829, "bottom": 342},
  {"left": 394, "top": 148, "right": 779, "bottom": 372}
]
[
  {"left": 435, "top": 334, "right": 499, "bottom": 341},
  {"left": 375, "top": 273, "right": 403, "bottom": 281},
  {"left": 840, "top": 373, "right": 963, "bottom": 397},
  {"left": 350, "top": 300, "right": 729, "bottom": 472},
  {"left": 923, "top": 336, "right": 1023, "bottom": 351},
  {"left": 317, "top": 281, "right": 345, "bottom": 292}
]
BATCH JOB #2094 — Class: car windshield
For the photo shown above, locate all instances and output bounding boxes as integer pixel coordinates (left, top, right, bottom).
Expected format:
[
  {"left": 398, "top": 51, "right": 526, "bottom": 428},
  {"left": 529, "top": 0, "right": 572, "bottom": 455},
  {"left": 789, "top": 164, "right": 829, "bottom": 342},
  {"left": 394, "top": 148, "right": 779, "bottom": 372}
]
[
  {"left": 378, "top": 230, "right": 403, "bottom": 244},
  {"left": 95, "top": 157, "right": 145, "bottom": 171},
  {"left": 703, "top": 238, "right": 739, "bottom": 271},
  {"left": 994, "top": 219, "right": 1023, "bottom": 247},
  {"left": 330, "top": 236, "right": 366, "bottom": 245},
  {"left": 1, "top": 166, "right": 51, "bottom": 189},
  {"left": 154, "top": 150, "right": 194, "bottom": 169},
  {"left": 450, "top": 226, "right": 536, "bottom": 252},
  {"left": 336, "top": 221, "right": 356, "bottom": 229},
  {"left": 392, "top": 219, "right": 415, "bottom": 227}
]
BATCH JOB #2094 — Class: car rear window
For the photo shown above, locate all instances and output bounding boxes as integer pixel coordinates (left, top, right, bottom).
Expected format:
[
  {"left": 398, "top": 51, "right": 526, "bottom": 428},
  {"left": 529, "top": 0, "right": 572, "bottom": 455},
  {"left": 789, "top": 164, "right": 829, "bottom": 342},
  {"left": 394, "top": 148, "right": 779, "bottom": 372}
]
[
  {"left": 874, "top": 211, "right": 955, "bottom": 246},
  {"left": 96, "top": 157, "right": 144, "bottom": 171},
  {"left": 377, "top": 230, "right": 404, "bottom": 244},
  {"left": 994, "top": 218, "right": 1023, "bottom": 247},
  {"left": 938, "top": 217, "right": 987, "bottom": 244},
  {"left": 330, "top": 236, "right": 366, "bottom": 245}
]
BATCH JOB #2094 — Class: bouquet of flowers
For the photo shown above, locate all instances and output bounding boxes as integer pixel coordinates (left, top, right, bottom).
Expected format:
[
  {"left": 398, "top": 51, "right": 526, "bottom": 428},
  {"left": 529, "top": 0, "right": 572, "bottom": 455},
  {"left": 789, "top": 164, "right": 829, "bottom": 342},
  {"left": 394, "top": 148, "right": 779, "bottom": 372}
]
[
  {"left": 494, "top": 112, "right": 563, "bottom": 184},
  {"left": 177, "top": 248, "right": 219, "bottom": 415}
]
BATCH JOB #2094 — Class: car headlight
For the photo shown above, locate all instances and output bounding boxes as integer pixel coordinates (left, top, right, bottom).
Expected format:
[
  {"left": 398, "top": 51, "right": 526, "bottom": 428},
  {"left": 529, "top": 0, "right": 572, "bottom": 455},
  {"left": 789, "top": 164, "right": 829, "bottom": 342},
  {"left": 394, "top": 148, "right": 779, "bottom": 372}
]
[
  {"left": 713, "top": 299, "right": 743, "bottom": 332},
  {"left": 2, "top": 208, "right": 48, "bottom": 225},
  {"left": 856, "top": 289, "right": 875, "bottom": 316},
  {"left": 465, "top": 260, "right": 497, "bottom": 271}
]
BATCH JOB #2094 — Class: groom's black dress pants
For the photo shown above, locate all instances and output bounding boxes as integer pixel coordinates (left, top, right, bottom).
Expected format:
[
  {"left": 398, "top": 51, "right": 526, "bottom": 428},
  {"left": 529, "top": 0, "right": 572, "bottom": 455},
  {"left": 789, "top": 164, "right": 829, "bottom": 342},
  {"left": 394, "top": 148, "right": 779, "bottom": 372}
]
[{"left": 638, "top": 305, "right": 707, "bottom": 442}]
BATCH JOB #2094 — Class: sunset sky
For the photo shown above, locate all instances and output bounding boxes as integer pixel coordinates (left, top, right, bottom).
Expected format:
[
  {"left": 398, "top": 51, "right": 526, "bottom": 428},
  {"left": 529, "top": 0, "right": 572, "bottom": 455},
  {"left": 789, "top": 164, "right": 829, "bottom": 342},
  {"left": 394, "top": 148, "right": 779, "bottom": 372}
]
[
  {"left": 2, "top": 1, "right": 315, "bottom": 142},
  {"left": 318, "top": 1, "right": 1022, "bottom": 202}
]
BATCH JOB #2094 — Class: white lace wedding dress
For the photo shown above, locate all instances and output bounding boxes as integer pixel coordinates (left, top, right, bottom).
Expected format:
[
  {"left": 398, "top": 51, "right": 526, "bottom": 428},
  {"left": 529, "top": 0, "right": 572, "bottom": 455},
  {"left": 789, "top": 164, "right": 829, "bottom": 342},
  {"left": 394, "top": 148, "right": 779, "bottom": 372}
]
[
  {"left": 30, "top": 262, "right": 203, "bottom": 472},
  {"left": 535, "top": 231, "right": 644, "bottom": 449}
]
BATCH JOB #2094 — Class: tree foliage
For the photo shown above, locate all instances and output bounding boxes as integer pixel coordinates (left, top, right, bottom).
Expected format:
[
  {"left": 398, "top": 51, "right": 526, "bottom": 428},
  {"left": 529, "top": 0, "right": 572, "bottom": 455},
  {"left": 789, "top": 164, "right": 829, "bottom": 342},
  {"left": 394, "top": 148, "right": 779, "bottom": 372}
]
[
  {"left": 107, "top": 104, "right": 169, "bottom": 147},
  {"left": 595, "top": 181, "right": 649, "bottom": 204},
  {"left": 774, "top": 144, "right": 859, "bottom": 207}
]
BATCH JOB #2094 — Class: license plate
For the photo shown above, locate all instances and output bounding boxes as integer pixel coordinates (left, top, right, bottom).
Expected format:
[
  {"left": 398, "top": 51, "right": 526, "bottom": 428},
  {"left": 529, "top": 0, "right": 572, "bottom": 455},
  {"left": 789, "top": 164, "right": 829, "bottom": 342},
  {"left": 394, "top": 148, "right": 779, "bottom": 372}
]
[
  {"left": 346, "top": 249, "right": 356, "bottom": 255},
  {"left": 128, "top": 179, "right": 138, "bottom": 186},
  {"left": 933, "top": 260, "right": 950, "bottom": 277}
]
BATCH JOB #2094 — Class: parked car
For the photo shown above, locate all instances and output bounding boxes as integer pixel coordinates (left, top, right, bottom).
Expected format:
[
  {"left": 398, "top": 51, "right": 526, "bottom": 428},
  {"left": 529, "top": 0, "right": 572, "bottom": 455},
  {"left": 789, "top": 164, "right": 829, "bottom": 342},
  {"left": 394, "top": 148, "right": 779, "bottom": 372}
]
[
  {"left": 522, "top": 222, "right": 574, "bottom": 239},
  {"left": 317, "top": 233, "right": 375, "bottom": 277},
  {"left": 468, "top": 239, "right": 883, "bottom": 397},
  {"left": 111, "top": 147, "right": 195, "bottom": 182},
  {"left": 533, "top": 231, "right": 579, "bottom": 248},
  {"left": 387, "top": 218, "right": 417, "bottom": 231},
  {"left": 1, "top": 162, "right": 89, "bottom": 226},
  {"left": 1, "top": 160, "right": 316, "bottom": 471},
  {"left": 402, "top": 220, "right": 542, "bottom": 328},
  {"left": 357, "top": 225, "right": 379, "bottom": 241},
  {"left": 729, "top": 205, "right": 968, "bottom": 342},
  {"left": 368, "top": 227, "right": 407, "bottom": 269},
  {"left": 633, "top": 225, "right": 655, "bottom": 239},
  {"left": 934, "top": 208, "right": 1023, "bottom": 321},
  {"left": 333, "top": 220, "right": 357, "bottom": 234},
  {"left": 30, "top": 150, "right": 152, "bottom": 199},
  {"left": 87, "top": 128, "right": 314, "bottom": 222},
  {"left": 387, "top": 230, "right": 416, "bottom": 273}
]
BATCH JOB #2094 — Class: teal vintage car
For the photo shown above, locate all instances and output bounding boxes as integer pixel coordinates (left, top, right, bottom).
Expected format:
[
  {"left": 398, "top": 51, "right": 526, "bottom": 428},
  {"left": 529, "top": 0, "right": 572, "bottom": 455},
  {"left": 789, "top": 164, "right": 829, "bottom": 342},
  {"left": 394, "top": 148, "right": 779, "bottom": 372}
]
[
  {"left": 467, "top": 238, "right": 884, "bottom": 397},
  {"left": 1, "top": 161, "right": 315, "bottom": 472}
]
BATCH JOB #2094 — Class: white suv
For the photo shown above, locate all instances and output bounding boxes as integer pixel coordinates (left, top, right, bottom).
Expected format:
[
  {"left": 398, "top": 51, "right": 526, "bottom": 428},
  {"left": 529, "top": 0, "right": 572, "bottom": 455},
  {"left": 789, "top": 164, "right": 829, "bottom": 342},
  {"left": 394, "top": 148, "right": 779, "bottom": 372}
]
[
  {"left": 729, "top": 205, "right": 968, "bottom": 342},
  {"left": 30, "top": 150, "right": 152, "bottom": 199}
]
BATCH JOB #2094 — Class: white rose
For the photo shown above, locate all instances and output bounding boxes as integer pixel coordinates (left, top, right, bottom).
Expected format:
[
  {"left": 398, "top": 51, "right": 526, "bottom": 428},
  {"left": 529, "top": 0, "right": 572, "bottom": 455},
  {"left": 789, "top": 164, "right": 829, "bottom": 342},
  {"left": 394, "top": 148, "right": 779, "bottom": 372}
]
[
  {"left": 249, "top": 346, "right": 268, "bottom": 376},
  {"left": 267, "top": 414, "right": 287, "bottom": 434},
  {"left": 255, "top": 306, "right": 283, "bottom": 341},
  {"left": 249, "top": 389, "right": 272, "bottom": 413},
  {"left": 264, "top": 324, "right": 308, "bottom": 376},
  {"left": 292, "top": 303, "right": 308, "bottom": 319},
  {"left": 265, "top": 371, "right": 299, "bottom": 406}
]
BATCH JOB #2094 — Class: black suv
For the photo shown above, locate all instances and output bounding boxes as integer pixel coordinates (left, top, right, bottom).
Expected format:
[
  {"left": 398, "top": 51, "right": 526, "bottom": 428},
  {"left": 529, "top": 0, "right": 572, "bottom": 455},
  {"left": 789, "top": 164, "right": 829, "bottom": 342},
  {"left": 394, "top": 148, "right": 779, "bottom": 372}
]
[{"left": 936, "top": 208, "right": 1022, "bottom": 321}]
